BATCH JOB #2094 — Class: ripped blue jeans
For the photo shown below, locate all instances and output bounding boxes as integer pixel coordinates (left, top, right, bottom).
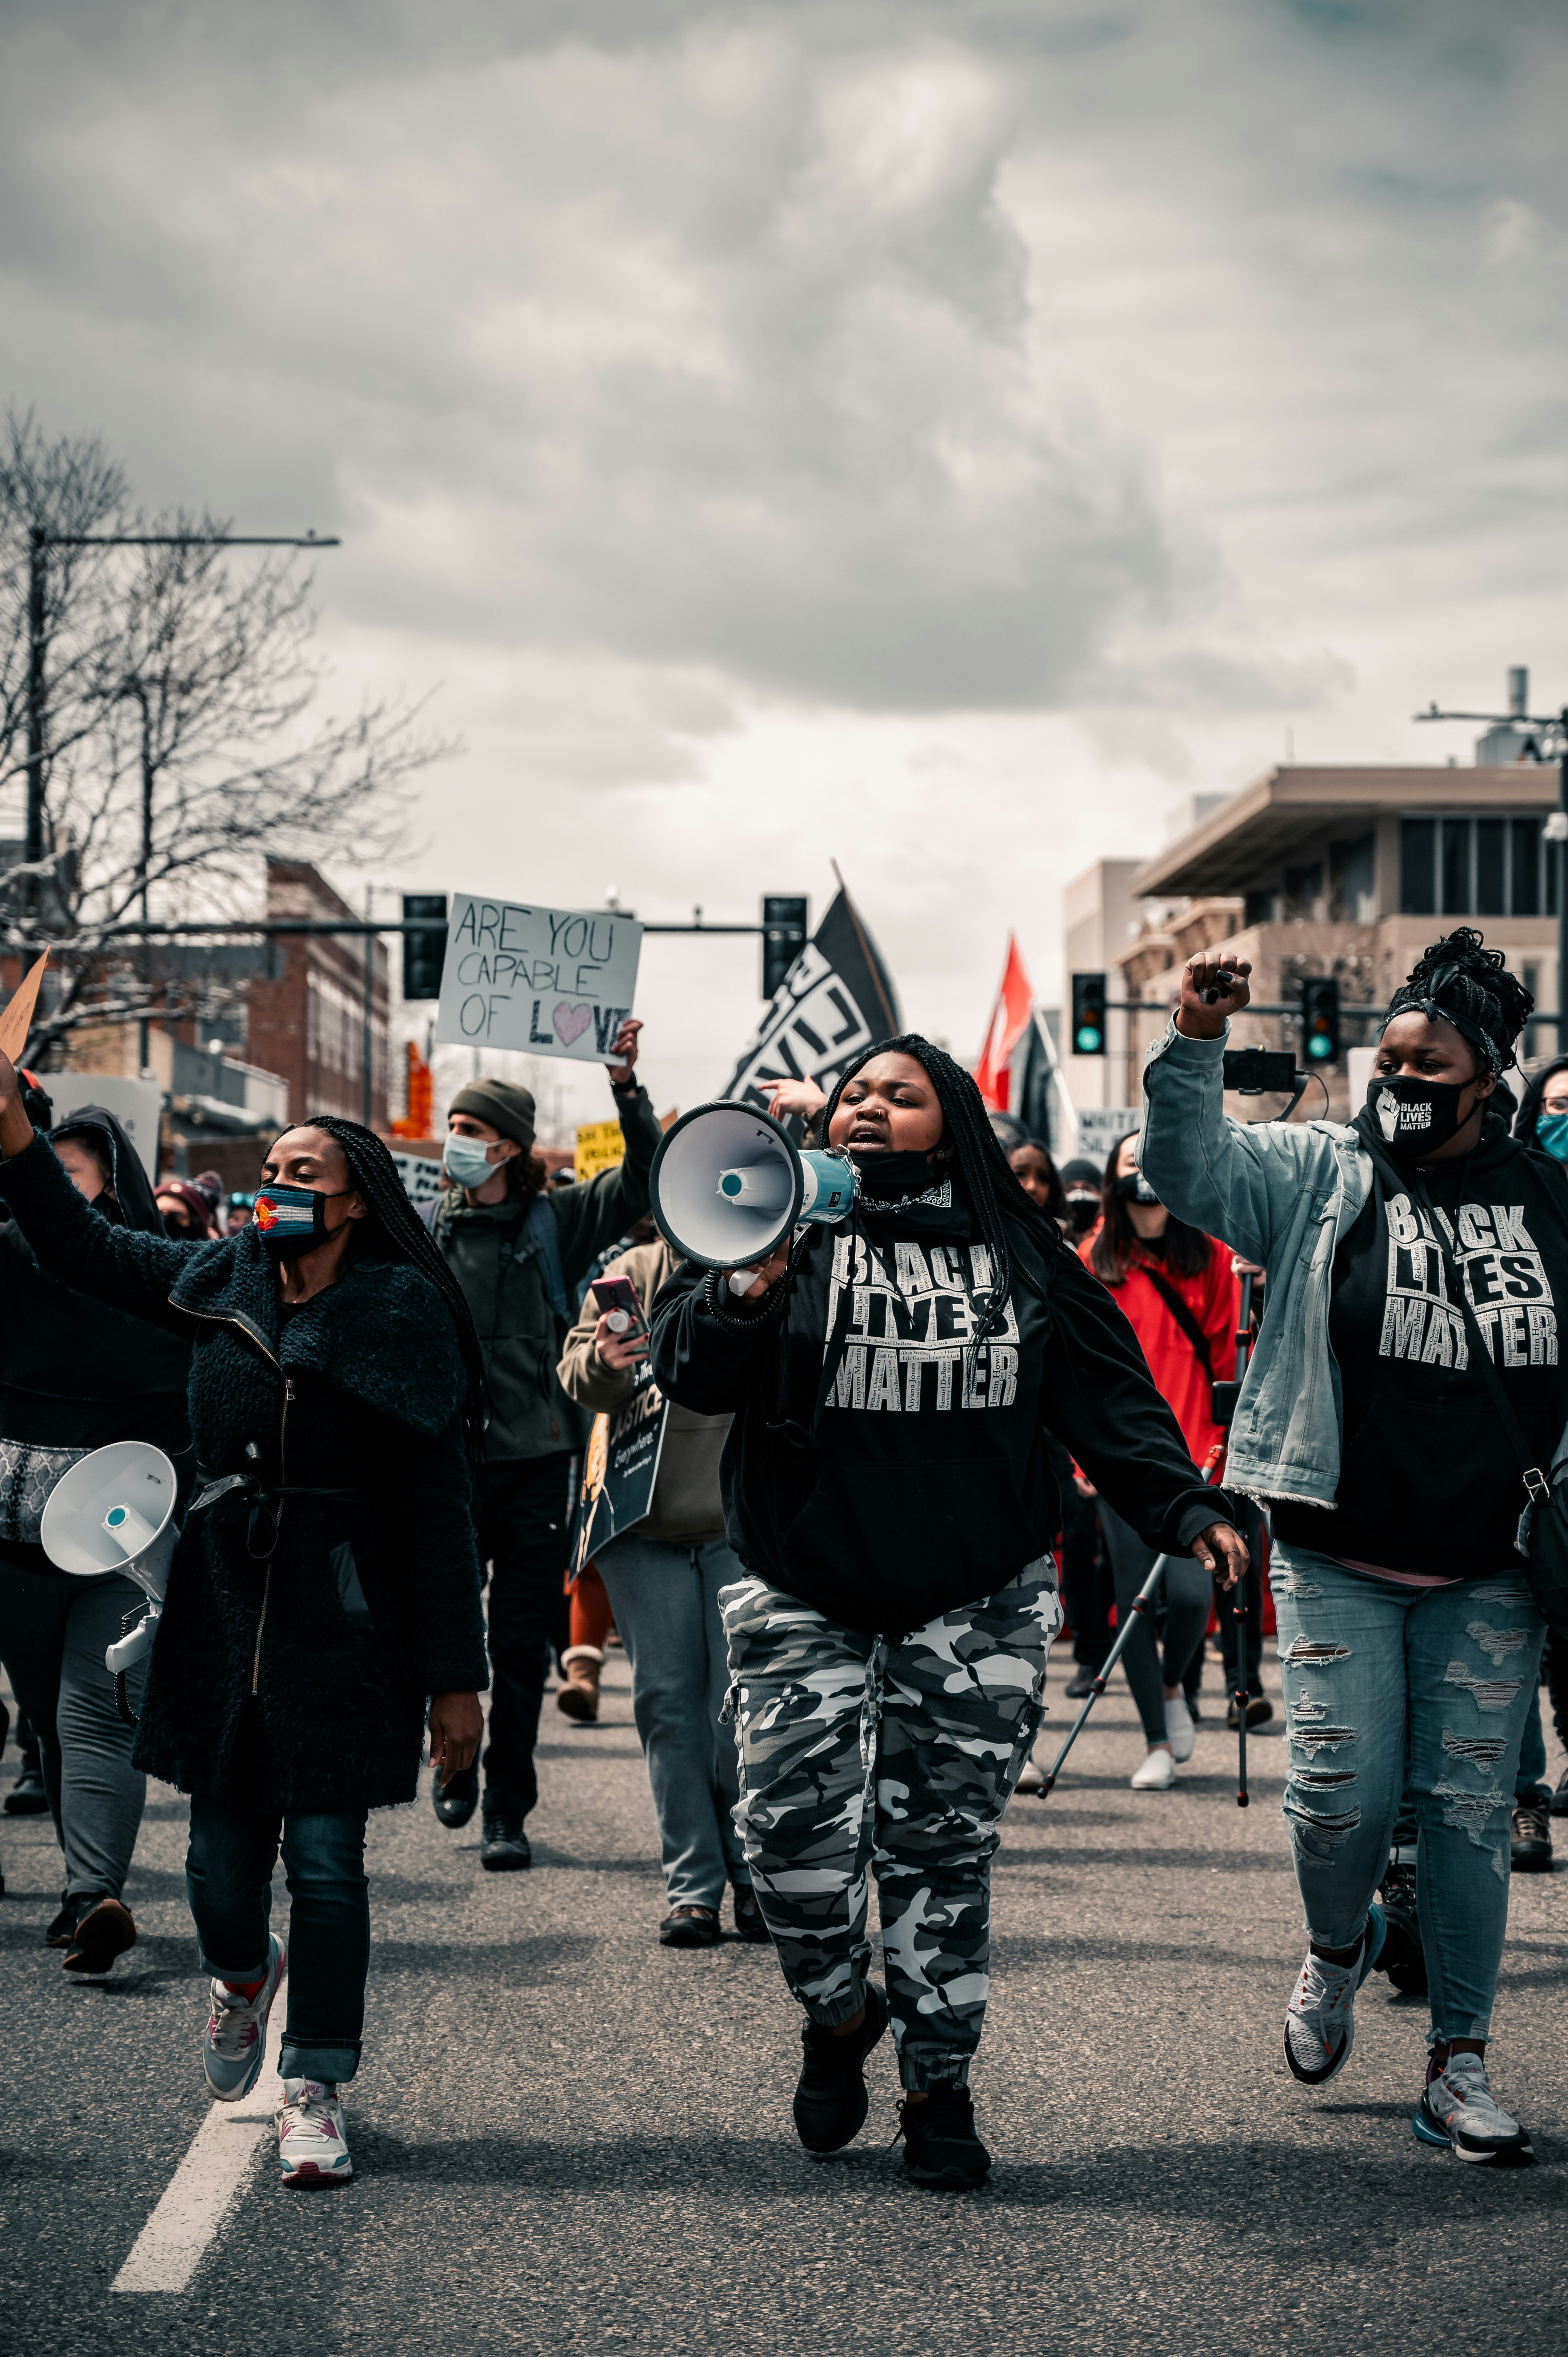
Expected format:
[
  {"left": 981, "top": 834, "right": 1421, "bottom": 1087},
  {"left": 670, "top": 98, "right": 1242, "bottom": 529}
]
[{"left": 1270, "top": 1544, "right": 1545, "bottom": 2044}]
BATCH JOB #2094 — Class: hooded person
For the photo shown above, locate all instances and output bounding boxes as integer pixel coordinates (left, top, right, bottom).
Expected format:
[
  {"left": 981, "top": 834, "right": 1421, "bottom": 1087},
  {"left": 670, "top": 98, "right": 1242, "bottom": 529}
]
[
  {"left": 651, "top": 1034, "right": 1244, "bottom": 2190},
  {"left": 0, "top": 1105, "right": 193, "bottom": 1978},
  {"left": 428, "top": 1021, "right": 664, "bottom": 1868},
  {"left": 0, "top": 1061, "right": 490, "bottom": 2192},
  {"left": 1142, "top": 926, "right": 1564, "bottom": 2169}
]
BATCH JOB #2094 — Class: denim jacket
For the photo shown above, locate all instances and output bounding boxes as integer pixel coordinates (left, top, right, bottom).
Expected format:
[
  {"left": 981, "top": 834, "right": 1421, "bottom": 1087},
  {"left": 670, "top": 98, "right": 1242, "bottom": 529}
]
[{"left": 1137, "top": 1020, "right": 1372, "bottom": 1510}]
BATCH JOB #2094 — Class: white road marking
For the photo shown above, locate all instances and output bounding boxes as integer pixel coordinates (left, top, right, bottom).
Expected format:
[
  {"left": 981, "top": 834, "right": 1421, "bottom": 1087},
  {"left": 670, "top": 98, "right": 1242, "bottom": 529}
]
[{"left": 111, "top": 2006, "right": 285, "bottom": 2294}]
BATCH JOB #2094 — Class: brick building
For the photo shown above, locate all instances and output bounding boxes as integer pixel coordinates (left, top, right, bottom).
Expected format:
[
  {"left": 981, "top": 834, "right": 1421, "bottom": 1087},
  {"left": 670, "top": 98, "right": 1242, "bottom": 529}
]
[{"left": 247, "top": 860, "right": 390, "bottom": 1130}]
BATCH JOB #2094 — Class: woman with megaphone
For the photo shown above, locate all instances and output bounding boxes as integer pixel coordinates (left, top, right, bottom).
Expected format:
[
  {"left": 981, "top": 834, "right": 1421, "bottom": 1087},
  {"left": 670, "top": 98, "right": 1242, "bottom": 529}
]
[
  {"left": 651, "top": 1036, "right": 1247, "bottom": 2191},
  {"left": 0, "top": 1050, "right": 489, "bottom": 2192}
]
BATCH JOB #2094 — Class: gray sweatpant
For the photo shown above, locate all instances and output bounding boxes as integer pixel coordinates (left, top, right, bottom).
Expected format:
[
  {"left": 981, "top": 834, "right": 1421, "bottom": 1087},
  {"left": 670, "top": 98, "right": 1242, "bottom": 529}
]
[{"left": 0, "top": 1559, "right": 149, "bottom": 1901}]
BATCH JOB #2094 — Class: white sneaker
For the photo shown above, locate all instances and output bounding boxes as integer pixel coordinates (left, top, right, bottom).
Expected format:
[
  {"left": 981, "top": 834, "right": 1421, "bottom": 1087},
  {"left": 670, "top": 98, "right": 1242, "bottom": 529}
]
[
  {"left": 1164, "top": 1694, "right": 1196, "bottom": 1763},
  {"left": 276, "top": 2077, "right": 353, "bottom": 2186},
  {"left": 1415, "top": 2053, "right": 1534, "bottom": 2166},
  {"left": 202, "top": 1934, "right": 286, "bottom": 2102},
  {"left": 1284, "top": 1907, "right": 1386, "bottom": 2086},
  {"left": 1131, "top": 1747, "right": 1176, "bottom": 1790}
]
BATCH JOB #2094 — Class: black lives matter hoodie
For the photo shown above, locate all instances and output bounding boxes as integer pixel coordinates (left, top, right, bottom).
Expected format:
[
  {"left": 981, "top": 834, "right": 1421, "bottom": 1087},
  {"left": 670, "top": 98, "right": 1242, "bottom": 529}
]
[{"left": 651, "top": 1179, "right": 1224, "bottom": 1635}]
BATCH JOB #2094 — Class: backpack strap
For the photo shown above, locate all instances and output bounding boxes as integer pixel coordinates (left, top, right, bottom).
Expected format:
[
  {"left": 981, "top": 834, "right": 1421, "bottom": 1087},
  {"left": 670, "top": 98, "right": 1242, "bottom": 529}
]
[{"left": 523, "top": 1191, "right": 570, "bottom": 1323}]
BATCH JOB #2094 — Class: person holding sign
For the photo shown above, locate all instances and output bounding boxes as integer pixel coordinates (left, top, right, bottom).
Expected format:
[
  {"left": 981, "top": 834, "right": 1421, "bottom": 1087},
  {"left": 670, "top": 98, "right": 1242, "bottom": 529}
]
[
  {"left": 430, "top": 1016, "right": 663, "bottom": 1870},
  {"left": 0, "top": 1055, "right": 489, "bottom": 2192},
  {"left": 652, "top": 1036, "right": 1245, "bottom": 2189},
  {"left": 558, "top": 1236, "right": 761, "bottom": 1949}
]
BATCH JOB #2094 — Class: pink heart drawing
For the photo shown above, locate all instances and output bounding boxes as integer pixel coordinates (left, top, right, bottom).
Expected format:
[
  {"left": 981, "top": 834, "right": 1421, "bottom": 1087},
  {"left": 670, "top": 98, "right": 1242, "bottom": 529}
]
[{"left": 553, "top": 1002, "right": 593, "bottom": 1046}]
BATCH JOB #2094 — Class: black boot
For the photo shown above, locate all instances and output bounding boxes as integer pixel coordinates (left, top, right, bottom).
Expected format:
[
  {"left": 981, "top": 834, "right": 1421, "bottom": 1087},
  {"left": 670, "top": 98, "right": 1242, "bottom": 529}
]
[
  {"left": 6, "top": 1729, "right": 48, "bottom": 1817},
  {"left": 792, "top": 1984, "right": 890, "bottom": 2154},
  {"left": 897, "top": 2086, "right": 992, "bottom": 2191},
  {"left": 432, "top": 1764, "right": 479, "bottom": 1829},
  {"left": 480, "top": 1816, "right": 532, "bottom": 1871},
  {"left": 1375, "top": 1845, "right": 1427, "bottom": 1996}
]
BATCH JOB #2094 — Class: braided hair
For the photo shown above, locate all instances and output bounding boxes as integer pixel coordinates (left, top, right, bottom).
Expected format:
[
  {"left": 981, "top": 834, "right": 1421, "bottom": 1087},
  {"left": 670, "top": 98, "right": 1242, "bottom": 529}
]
[
  {"left": 820, "top": 1033, "right": 1065, "bottom": 1345},
  {"left": 1383, "top": 928, "right": 1534, "bottom": 1077},
  {"left": 280, "top": 1113, "right": 488, "bottom": 1465}
]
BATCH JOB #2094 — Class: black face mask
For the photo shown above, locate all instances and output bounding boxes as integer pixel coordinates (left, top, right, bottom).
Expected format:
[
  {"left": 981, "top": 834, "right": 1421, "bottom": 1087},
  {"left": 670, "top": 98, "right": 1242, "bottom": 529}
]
[
  {"left": 1364, "top": 1075, "right": 1478, "bottom": 1162},
  {"left": 1064, "top": 1189, "right": 1100, "bottom": 1236},
  {"left": 849, "top": 1147, "right": 948, "bottom": 1201},
  {"left": 1112, "top": 1170, "right": 1160, "bottom": 1205}
]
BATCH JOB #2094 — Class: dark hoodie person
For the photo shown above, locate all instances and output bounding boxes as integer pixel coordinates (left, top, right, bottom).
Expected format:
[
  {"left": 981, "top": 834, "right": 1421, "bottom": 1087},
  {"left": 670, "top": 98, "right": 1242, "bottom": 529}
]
[
  {"left": 651, "top": 1035, "right": 1244, "bottom": 2192},
  {"left": 1511, "top": 1058, "right": 1568, "bottom": 1849},
  {"left": 0, "top": 1105, "right": 192, "bottom": 1978}
]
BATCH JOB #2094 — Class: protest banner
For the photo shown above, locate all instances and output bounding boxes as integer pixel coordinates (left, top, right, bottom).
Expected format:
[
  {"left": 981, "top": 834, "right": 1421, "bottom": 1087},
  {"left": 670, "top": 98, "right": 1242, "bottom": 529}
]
[
  {"left": 435, "top": 896, "right": 642, "bottom": 1063},
  {"left": 574, "top": 1118, "right": 625, "bottom": 1183},
  {"left": 717, "top": 888, "right": 901, "bottom": 1109},
  {"left": 388, "top": 1148, "right": 445, "bottom": 1212},
  {"left": 0, "top": 948, "right": 50, "bottom": 1064},
  {"left": 1074, "top": 1106, "right": 1140, "bottom": 1165},
  {"left": 572, "top": 1361, "right": 669, "bottom": 1574}
]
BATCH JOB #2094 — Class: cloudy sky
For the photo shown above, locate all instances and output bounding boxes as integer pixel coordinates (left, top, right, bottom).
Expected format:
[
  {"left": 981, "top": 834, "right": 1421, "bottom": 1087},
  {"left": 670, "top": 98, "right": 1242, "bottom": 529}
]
[{"left": 2, "top": 0, "right": 1564, "bottom": 1128}]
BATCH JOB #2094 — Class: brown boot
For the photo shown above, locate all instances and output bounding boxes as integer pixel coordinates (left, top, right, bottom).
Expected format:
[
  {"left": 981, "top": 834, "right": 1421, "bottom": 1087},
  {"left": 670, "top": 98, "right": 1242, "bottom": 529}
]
[{"left": 556, "top": 1646, "right": 603, "bottom": 1723}]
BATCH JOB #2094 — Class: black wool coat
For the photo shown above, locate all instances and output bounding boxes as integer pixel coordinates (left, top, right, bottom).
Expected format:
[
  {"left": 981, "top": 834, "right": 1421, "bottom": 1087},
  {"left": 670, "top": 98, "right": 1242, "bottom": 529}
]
[{"left": 0, "top": 1137, "right": 489, "bottom": 1813}]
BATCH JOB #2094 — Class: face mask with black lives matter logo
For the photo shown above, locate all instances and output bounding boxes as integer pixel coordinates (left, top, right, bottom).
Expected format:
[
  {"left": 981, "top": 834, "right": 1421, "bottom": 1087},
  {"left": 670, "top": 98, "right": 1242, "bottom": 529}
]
[
  {"left": 1367, "top": 1074, "right": 1476, "bottom": 1161},
  {"left": 823, "top": 1231, "right": 1020, "bottom": 1414}
]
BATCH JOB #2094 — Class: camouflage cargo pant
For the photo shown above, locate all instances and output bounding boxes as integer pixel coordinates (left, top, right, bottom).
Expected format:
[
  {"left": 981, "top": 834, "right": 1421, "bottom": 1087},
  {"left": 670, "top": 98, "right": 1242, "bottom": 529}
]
[{"left": 720, "top": 1566, "right": 1061, "bottom": 2090}]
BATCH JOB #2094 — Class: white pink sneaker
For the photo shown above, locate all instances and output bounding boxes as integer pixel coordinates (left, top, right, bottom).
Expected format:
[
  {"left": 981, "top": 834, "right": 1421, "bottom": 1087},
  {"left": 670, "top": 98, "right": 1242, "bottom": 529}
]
[
  {"left": 202, "top": 1934, "right": 286, "bottom": 2102},
  {"left": 276, "top": 2077, "right": 353, "bottom": 2186}
]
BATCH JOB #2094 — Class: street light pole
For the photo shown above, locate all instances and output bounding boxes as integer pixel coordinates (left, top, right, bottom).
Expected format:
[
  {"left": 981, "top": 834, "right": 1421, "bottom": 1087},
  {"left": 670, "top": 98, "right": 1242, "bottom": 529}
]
[{"left": 21, "top": 526, "right": 340, "bottom": 1065}]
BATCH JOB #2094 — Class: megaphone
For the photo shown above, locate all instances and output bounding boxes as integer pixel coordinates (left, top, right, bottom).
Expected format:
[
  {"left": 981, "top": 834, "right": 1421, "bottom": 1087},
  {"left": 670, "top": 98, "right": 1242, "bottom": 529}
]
[
  {"left": 650, "top": 1102, "right": 857, "bottom": 1271},
  {"left": 40, "top": 1442, "right": 179, "bottom": 1676}
]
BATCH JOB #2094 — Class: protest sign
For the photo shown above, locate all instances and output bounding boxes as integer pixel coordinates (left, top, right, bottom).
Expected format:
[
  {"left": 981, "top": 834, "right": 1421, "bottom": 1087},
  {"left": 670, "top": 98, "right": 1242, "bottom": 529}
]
[
  {"left": 1074, "top": 1107, "right": 1140, "bottom": 1166},
  {"left": 574, "top": 1119, "right": 624, "bottom": 1183},
  {"left": 572, "top": 1362, "right": 669, "bottom": 1574},
  {"left": 388, "top": 1148, "right": 445, "bottom": 1212},
  {"left": 717, "top": 889, "right": 900, "bottom": 1109},
  {"left": 0, "top": 948, "right": 50, "bottom": 1064},
  {"left": 435, "top": 896, "right": 642, "bottom": 1063}
]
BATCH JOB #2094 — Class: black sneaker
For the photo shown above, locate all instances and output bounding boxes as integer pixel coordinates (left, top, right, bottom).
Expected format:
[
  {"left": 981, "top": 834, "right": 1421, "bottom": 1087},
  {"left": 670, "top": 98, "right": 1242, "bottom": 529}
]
[
  {"left": 1510, "top": 1799, "right": 1553, "bottom": 1873},
  {"left": 792, "top": 1983, "right": 890, "bottom": 2154},
  {"left": 5, "top": 1747, "right": 48, "bottom": 1816},
  {"left": 1064, "top": 1667, "right": 1098, "bottom": 1700},
  {"left": 732, "top": 1884, "right": 772, "bottom": 1943},
  {"left": 479, "top": 1818, "right": 532, "bottom": 1871},
  {"left": 897, "top": 2086, "right": 992, "bottom": 2190},
  {"left": 46, "top": 1892, "right": 86, "bottom": 1948},
  {"left": 1550, "top": 1765, "right": 1568, "bottom": 1820},
  {"left": 1375, "top": 1849, "right": 1427, "bottom": 1996},
  {"left": 63, "top": 1895, "right": 137, "bottom": 1978},
  {"left": 659, "top": 1905, "right": 721, "bottom": 1948},
  {"left": 432, "top": 1764, "right": 479, "bottom": 1829},
  {"left": 1226, "top": 1693, "right": 1273, "bottom": 1728}
]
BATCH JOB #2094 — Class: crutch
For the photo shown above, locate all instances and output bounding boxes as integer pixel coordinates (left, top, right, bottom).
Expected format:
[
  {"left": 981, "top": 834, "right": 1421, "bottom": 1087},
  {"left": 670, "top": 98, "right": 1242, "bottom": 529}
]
[
  {"left": 1219, "top": 1268, "right": 1256, "bottom": 1809},
  {"left": 1034, "top": 1440, "right": 1228, "bottom": 1799}
]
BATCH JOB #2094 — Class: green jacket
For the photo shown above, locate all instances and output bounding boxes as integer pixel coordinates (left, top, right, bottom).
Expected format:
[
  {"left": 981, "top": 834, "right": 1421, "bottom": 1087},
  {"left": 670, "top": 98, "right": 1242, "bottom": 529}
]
[{"left": 433, "top": 1083, "right": 663, "bottom": 1463}]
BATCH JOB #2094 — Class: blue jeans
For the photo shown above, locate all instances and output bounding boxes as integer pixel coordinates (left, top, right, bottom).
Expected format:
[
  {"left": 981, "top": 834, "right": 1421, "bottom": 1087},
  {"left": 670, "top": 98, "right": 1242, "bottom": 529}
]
[
  {"left": 593, "top": 1532, "right": 748, "bottom": 1911},
  {"left": 185, "top": 1797, "right": 370, "bottom": 2084},
  {"left": 1270, "top": 1544, "right": 1545, "bottom": 2043}
]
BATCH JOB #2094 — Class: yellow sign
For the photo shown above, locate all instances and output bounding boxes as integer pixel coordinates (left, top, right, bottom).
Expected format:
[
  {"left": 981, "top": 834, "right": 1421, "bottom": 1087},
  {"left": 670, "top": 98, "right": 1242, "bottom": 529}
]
[{"left": 575, "top": 1119, "right": 625, "bottom": 1184}]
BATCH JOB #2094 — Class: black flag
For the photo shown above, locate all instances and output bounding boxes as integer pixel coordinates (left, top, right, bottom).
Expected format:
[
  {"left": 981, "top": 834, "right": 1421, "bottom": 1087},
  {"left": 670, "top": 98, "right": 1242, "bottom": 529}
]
[{"left": 717, "top": 888, "right": 903, "bottom": 1106}]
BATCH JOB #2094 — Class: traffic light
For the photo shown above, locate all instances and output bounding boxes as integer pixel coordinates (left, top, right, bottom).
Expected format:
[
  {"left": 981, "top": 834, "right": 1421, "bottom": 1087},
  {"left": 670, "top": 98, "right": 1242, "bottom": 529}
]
[
  {"left": 1301, "top": 976, "right": 1341, "bottom": 1066},
  {"left": 1071, "top": 971, "right": 1107, "bottom": 1056},
  {"left": 761, "top": 895, "right": 808, "bottom": 998},
  {"left": 401, "top": 894, "right": 448, "bottom": 1001}
]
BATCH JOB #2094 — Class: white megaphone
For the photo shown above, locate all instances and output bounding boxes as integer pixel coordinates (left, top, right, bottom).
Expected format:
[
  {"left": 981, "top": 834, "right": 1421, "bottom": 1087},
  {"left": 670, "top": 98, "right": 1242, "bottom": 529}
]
[
  {"left": 40, "top": 1442, "right": 179, "bottom": 1676},
  {"left": 650, "top": 1102, "right": 858, "bottom": 1274}
]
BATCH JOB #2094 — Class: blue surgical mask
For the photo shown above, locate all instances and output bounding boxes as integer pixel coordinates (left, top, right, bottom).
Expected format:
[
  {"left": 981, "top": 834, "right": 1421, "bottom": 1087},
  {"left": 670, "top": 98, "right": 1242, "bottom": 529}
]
[
  {"left": 443, "top": 1134, "right": 498, "bottom": 1189},
  {"left": 1536, "top": 1112, "right": 1568, "bottom": 1164}
]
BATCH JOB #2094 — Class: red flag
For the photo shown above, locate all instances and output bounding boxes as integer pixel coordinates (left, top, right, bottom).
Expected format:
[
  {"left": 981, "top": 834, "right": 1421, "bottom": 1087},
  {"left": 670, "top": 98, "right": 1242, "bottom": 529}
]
[{"left": 973, "top": 936, "right": 1034, "bottom": 1111}]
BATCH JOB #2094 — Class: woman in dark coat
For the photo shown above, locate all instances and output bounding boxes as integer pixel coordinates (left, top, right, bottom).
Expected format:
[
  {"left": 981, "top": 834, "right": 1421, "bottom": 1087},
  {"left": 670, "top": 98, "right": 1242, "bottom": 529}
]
[{"left": 0, "top": 1053, "right": 488, "bottom": 2190}]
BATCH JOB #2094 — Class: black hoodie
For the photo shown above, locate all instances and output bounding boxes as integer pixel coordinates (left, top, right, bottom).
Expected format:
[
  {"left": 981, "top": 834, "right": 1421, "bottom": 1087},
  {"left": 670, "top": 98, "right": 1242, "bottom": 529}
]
[
  {"left": 1272, "top": 1109, "right": 1568, "bottom": 1576},
  {"left": 0, "top": 1105, "right": 191, "bottom": 1475},
  {"left": 651, "top": 1176, "right": 1225, "bottom": 1635}
]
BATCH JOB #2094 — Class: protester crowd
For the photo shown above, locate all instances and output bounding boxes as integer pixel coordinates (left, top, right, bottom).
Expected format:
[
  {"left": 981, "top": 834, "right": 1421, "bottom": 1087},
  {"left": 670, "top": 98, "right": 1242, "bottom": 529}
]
[{"left": 0, "top": 924, "right": 1564, "bottom": 2191}]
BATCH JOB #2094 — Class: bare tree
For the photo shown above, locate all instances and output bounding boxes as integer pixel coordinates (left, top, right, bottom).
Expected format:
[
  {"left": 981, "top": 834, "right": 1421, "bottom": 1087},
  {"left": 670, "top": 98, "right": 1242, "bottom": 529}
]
[{"left": 0, "top": 410, "right": 451, "bottom": 1060}]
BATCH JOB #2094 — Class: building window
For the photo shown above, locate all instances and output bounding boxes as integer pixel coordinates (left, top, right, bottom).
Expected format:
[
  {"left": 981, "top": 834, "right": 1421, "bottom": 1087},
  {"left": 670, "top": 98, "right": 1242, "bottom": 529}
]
[
  {"left": 1400, "top": 814, "right": 1544, "bottom": 918},
  {"left": 1284, "top": 861, "right": 1324, "bottom": 921},
  {"left": 1244, "top": 888, "right": 1278, "bottom": 928},
  {"left": 1330, "top": 833, "right": 1375, "bottom": 924}
]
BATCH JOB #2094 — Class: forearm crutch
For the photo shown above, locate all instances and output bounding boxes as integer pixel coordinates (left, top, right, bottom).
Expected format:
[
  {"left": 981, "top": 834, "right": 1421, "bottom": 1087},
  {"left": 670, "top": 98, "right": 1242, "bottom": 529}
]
[
  {"left": 1227, "top": 1271, "right": 1255, "bottom": 1811},
  {"left": 1034, "top": 1549, "right": 1171, "bottom": 1799}
]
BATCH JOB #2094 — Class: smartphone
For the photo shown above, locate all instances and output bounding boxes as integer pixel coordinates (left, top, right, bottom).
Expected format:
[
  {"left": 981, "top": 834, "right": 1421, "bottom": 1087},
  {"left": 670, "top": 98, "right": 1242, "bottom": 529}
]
[{"left": 590, "top": 1275, "right": 649, "bottom": 1338}]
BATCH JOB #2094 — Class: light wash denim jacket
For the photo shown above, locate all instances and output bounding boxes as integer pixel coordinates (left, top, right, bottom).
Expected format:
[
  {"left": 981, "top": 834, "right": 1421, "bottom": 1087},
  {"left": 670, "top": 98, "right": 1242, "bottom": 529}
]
[{"left": 1138, "top": 1019, "right": 1376, "bottom": 1511}]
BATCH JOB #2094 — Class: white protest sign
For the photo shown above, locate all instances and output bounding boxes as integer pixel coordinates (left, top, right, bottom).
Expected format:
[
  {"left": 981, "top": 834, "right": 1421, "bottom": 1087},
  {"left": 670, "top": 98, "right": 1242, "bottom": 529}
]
[
  {"left": 435, "top": 897, "right": 643, "bottom": 1062},
  {"left": 1074, "top": 1106, "right": 1140, "bottom": 1167}
]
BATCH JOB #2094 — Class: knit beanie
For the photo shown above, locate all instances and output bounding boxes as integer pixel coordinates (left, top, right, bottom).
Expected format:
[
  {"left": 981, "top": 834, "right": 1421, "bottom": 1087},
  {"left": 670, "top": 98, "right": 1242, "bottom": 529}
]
[{"left": 447, "top": 1077, "right": 537, "bottom": 1151}]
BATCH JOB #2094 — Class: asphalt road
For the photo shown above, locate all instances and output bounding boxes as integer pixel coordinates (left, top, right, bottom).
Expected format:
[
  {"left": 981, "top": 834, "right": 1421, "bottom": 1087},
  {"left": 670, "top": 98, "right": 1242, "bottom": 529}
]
[{"left": 1, "top": 1638, "right": 1564, "bottom": 2356}]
